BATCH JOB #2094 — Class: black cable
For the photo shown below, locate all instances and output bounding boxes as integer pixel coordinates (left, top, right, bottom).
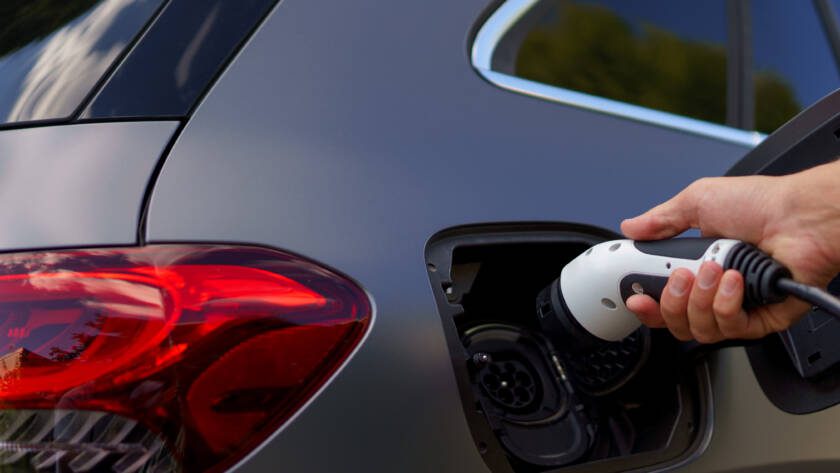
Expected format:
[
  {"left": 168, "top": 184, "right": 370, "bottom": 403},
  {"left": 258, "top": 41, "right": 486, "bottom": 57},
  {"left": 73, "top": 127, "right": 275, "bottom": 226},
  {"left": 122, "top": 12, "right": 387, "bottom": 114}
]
[{"left": 776, "top": 277, "right": 840, "bottom": 319}]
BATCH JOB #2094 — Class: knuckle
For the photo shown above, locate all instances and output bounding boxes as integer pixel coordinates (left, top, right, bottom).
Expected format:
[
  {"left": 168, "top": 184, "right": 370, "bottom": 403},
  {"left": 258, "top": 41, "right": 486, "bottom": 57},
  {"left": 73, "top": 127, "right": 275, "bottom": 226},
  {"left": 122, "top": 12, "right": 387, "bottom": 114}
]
[
  {"left": 688, "top": 177, "right": 713, "bottom": 194},
  {"left": 689, "top": 293, "right": 713, "bottom": 312}
]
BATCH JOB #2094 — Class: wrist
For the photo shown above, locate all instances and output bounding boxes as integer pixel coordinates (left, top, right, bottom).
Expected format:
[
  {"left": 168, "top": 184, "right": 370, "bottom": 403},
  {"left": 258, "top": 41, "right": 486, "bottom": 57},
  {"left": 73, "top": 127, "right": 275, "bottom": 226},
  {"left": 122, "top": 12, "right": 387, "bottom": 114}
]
[
  {"left": 785, "top": 161, "right": 840, "bottom": 279},
  {"left": 787, "top": 160, "right": 840, "bottom": 215}
]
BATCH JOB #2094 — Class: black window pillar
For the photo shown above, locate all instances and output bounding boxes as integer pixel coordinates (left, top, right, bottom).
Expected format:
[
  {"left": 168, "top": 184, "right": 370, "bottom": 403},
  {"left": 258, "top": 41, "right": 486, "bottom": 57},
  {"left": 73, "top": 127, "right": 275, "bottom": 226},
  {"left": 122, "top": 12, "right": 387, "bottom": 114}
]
[
  {"left": 814, "top": 0, "right": 840, "bottom": 76},
  {"left": 727, "top": 0, "right": 754, "bottom": 130}
]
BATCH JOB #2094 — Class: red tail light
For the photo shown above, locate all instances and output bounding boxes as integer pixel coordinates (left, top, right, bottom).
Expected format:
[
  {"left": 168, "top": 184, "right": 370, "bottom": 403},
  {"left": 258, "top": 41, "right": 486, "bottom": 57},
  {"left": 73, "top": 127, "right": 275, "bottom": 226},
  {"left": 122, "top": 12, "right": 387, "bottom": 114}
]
[{"left": 0, "top": 245, "right": 371, "bottom": 472}]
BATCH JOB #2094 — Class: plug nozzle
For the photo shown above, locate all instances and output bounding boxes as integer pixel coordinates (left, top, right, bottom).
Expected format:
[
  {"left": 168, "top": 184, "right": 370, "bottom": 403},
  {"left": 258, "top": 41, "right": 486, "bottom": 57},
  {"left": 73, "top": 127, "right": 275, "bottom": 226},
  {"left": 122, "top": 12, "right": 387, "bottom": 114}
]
[{"left": 535, "top": 277, "right": 605, "bottom": 352}]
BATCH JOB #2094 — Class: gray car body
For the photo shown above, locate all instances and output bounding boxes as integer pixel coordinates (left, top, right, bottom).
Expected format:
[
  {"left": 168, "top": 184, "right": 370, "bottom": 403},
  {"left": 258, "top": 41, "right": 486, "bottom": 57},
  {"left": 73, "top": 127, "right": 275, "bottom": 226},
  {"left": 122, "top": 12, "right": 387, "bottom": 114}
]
[{"left": 4, "top": 0, "right": 840, "bottom": 471}]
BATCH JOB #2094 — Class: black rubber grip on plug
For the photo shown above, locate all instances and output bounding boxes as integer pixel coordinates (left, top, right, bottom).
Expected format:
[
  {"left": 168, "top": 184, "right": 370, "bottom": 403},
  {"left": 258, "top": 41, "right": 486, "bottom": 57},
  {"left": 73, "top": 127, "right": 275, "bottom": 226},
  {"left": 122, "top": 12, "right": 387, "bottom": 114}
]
[
  {"left": 619, "top": 274, "right": 668, "bottom": 304},
  {"left": 723, "top": 242, "right": 790, "bottom": 309},
  {"left": 634, "top": 237, "right": 718, "bottom": 259}
]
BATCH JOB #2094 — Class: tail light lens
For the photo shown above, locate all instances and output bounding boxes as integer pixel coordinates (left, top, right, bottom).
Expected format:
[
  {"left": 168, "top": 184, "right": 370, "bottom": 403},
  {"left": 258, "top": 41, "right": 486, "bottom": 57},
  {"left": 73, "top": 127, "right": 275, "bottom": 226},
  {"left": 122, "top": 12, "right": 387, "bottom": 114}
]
[{"left": 0, "top": 245, "right": 371, "bottom": 472}]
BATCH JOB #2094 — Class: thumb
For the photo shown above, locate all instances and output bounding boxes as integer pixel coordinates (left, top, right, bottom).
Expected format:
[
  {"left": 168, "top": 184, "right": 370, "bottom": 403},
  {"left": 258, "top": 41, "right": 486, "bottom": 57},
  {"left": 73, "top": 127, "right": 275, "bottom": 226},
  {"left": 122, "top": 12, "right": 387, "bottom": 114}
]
[{"left": 621, "top": 179, "right": 708, "bottom": 240}]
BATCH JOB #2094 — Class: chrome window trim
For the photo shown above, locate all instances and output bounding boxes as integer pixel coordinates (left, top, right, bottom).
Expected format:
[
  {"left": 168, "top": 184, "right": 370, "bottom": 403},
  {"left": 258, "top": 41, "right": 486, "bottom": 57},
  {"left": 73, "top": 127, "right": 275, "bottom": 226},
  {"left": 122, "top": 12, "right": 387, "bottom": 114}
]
[{"left": 471, "top": 0, "right": 766, "bottom": 147}]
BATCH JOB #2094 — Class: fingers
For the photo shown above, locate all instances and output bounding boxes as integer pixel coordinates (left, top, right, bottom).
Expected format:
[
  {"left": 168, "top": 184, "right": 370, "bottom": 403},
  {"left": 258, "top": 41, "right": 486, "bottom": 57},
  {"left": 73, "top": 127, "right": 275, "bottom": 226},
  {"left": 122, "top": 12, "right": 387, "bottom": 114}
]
[
  {"left": 627, "top": 261, "right": 800, "bottom": 343},
  {"left": 712, "top": 270, "right": 755, "bottom": 338},
  {"left": 659, "top": 268, "right": 694, "bottom": 340},
  {"left": 686, "top": 262, "right": 724, "bottom": 343},
  {"left": 626, "top": 294, "right": 666, "bottom": 328},
  {"left": 630, "top": 264, "right": 731, "bottom": 343},
  {"left": 621, "top": 178, "right": 710, "bottom": 240}
]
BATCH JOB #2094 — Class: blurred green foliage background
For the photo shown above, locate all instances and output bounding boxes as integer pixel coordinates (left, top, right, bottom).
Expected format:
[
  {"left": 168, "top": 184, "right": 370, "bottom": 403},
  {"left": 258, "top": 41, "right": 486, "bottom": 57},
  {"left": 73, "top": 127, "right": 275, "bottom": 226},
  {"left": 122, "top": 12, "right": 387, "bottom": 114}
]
[{"left": 515, "top": 3, "right": 800, "bottom": 133}]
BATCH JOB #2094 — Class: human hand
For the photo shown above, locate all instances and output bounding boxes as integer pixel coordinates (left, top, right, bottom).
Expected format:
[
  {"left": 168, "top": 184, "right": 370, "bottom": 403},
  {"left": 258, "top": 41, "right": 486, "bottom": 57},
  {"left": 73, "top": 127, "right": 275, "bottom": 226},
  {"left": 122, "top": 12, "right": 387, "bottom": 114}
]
[{"left": 621, "top": 161, "right": 840, "bottom": 342}]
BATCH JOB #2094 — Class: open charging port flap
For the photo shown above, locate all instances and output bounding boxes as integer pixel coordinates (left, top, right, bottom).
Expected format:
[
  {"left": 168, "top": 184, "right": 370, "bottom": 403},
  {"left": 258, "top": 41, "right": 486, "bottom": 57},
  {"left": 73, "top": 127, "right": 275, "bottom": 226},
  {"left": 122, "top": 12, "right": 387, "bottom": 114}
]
[{"left": 425, "top": 223, "right": 713, "bottom": 473}]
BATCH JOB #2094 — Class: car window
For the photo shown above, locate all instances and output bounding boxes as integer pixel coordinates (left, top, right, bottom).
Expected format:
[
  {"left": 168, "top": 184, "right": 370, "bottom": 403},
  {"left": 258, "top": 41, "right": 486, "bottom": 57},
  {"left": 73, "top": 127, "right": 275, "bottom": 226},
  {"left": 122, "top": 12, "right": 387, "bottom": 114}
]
[
  {"left": 0, "top": 0, "right": 162, "bottom": 125},
  {"left": 82, "top": 0, "right": 280, "bottom": 119},
  {"left": 509, "top": 0, "right": 729, "bottom": 127},
  {"left": 492, "top": 0, "right": 840, "bottom": 138},
  {"left": 751, "top": 0, "right": 840, "bottom": 133}
]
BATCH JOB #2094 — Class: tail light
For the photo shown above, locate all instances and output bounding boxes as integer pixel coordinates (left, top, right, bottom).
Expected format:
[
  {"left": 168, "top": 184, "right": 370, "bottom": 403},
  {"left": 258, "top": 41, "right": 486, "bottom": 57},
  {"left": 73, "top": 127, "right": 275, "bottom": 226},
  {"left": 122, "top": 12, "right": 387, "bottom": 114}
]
[{"left": 0, "top": 245, "right": 371, "bottom": 472}]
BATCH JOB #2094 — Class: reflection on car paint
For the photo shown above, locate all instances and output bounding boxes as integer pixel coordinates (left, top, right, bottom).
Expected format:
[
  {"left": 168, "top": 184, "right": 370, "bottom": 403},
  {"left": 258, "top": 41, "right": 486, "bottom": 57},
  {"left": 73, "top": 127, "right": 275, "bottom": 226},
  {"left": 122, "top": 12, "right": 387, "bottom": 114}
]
[{"left": 0, "top": 0, "right": 162, "bottom": 124}]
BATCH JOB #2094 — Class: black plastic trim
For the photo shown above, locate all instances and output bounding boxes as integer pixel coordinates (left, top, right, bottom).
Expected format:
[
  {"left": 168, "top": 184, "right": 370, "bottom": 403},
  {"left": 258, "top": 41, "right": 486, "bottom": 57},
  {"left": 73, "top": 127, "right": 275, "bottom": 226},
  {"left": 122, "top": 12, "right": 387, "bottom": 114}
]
[
  {"left": 69, "top": 0, "right": 172, "bottom": 120},
  {"left": 0, "top": 1, "right": 170, "bottom": 133},
  {"left": 633, "top": 238, "right": 716, "bottom": 260},
  {"left": 725, "top": 0, "right": 754, "bottom": 129},
  {"left": 726, "top": 87, "right": 840, "bottom": 177},
  {"left": 814, "top": 0, "right": 840, "bottom": 76},
  {"left": 0, "top": 0, "right": 277, "bottom": 133},
  {"left": 619, "top": 274, "right": 668, "bottom": 304},
  {"left": 538, "top": 276, "right": 604, "bottom": 349},
  {"left": 0, "top": 118, "right": 69, "bottom": 133}
]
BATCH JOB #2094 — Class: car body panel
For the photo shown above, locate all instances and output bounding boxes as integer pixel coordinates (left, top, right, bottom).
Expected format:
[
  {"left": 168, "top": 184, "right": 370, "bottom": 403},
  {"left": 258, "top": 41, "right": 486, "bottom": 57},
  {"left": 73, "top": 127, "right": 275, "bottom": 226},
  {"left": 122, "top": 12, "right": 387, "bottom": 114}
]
[
  {"left": 682, "top": 348, "right": 840, "bottom": 472},
  {"left": 144, "top": 0, "right": 755, "bottom": 471},
  {"left": 0, "top": 121, "right": 177, "bottom": 251}
]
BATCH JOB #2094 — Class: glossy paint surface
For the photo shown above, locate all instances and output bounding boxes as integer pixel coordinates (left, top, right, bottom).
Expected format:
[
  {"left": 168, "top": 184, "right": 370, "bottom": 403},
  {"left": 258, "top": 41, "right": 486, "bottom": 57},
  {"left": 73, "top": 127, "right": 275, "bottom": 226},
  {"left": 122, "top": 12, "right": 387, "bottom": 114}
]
[
  {"left": 0, "top": 121, "right": 176, "bottom": 250},
  {"left": 145, "top": 0, "right": 751, "bottom": 471}
]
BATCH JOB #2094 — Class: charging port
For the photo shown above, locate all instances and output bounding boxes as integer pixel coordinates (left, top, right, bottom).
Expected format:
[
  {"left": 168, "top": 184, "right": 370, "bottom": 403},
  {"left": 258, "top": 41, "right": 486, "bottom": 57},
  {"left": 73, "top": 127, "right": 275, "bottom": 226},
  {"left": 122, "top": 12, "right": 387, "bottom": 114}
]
[
  {"left": 464, "top": 324, "right": 589, "bottom": 468},
  {"left": 426, "top": 223, "right": 712, "bottom": 473}
]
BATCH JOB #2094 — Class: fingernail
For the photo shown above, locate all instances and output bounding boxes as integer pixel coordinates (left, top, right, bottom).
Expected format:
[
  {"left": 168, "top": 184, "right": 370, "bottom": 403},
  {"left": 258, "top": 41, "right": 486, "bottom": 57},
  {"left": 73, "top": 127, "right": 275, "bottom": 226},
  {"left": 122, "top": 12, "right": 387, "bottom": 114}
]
[
  {"left": 721, "top": 273, "right": 738, "bottom": 296},
  {"left": 669, "top": 272, "right": 690, "bottom": 296},
  {"left": 698, "top": 264, "right": 719, "bottom": 290}
]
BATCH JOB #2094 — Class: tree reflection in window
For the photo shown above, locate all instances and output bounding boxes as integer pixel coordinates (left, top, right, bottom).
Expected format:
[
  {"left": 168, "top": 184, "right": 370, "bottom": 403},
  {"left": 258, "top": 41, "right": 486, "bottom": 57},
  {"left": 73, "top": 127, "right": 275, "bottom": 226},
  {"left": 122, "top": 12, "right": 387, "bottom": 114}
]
[{"left": 515, "top": 2, "right": 800, "bottom": 133}]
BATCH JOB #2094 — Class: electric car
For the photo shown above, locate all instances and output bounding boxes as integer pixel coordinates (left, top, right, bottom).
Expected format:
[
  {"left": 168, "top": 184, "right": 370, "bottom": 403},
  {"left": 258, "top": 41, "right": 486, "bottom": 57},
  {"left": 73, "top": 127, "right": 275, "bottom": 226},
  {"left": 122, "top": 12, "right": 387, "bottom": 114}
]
[{"left": 3, "top": 0, "right": 840, "bottom": 471}]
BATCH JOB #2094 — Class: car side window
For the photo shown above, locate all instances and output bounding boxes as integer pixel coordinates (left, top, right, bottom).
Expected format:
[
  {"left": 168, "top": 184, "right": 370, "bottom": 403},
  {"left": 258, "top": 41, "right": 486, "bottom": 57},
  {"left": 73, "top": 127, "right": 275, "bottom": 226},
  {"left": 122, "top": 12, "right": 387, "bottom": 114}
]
[
  {"left": 485, "top": 0, "right": 840, "bottom": 139},
  {"left": 511, "top": 0, "right": 728, "bottom": 127},
  {"left": 751, "top": 0, "right": 840, "bottom": 133}
]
